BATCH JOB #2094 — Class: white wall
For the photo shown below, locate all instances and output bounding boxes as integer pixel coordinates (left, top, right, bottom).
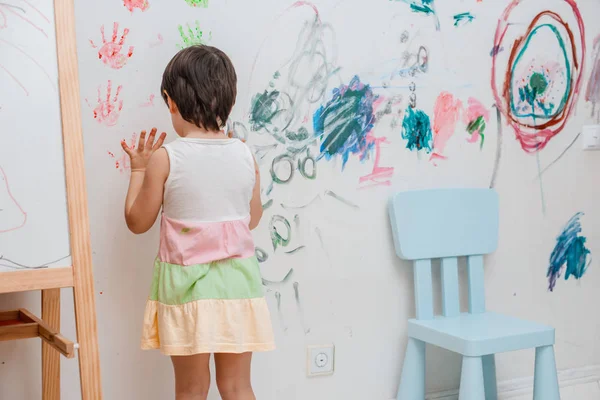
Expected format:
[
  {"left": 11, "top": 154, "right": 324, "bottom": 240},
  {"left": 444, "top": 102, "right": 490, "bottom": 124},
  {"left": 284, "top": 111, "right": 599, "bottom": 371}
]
[{"left": 1, "top": 0, "right": 600, "bottom": 399}]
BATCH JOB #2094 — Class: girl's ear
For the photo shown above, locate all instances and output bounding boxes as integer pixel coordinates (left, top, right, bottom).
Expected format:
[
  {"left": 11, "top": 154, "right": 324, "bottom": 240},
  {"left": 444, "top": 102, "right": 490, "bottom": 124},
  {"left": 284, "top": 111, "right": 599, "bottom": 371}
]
[{"left": 164, "top": 91, "right": 178, "bottom": 114}]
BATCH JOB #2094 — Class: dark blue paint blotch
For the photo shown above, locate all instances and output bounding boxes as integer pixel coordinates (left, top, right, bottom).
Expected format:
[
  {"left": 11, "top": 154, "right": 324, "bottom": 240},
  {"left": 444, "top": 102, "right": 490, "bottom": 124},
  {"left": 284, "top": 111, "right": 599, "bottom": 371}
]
[
  {"left": 313, "top": 75, "right": 376, "bottom": 168},
  {"left": 401, "top": 106, "right": 433, "bottom": 153},
  {"left": 547, "top": 212, "right": 591, "bottom": 292}
]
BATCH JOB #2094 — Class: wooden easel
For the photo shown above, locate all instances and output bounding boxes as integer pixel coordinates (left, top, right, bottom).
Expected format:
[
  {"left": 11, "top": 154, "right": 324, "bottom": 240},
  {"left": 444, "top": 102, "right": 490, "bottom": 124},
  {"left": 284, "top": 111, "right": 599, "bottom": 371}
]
[{"left": 0, "top": 0, "right": 102, "bottom": 398}]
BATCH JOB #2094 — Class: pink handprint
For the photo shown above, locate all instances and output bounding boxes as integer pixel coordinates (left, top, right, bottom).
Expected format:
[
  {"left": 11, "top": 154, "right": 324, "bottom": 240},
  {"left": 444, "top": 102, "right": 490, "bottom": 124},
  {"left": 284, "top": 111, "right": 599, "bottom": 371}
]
[
  {"left": 93, "top": 80, "right": 123, "bottom": 126},
  {"left": 123, "top": 0, "right": 149, "bottom": 12},
  {"left": 90, "top": 23, "right": 134, "bottom": 69}
]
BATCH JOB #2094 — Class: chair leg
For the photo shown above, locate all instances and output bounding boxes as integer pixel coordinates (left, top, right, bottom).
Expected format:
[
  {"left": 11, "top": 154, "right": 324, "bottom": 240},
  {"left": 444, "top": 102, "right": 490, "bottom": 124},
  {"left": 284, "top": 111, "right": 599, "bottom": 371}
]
[
  {"left": 482, "top": 355, "right": 498, "bottom": 400},
  {"left": 459, "top": 356, "right": 485, "bottom": 400},
  {"left": 533, "top": 345, "right": 560, "bottom": 400},
  {"left": 397, "top": 338, "right": 426, "bottom": 400}
]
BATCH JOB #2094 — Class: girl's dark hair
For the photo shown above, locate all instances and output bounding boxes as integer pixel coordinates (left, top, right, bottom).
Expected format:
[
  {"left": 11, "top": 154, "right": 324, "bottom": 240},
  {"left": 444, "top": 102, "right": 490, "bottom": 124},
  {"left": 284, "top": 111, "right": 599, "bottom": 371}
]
[{"left": 161, "top": 45, "right": 237, "bottom": 131}]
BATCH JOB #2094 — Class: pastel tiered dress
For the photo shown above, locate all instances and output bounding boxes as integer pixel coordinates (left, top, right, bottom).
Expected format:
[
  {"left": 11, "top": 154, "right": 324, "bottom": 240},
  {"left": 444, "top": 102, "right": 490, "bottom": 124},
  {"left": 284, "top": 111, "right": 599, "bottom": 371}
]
[{"left": 140, "top": 137, "right": 275, "bottom": 355}]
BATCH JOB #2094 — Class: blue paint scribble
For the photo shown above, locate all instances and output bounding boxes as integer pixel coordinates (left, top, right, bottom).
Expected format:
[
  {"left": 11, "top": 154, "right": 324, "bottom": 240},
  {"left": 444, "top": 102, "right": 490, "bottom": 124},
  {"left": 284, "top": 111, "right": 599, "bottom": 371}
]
[
  {"left": 401, "top": 107, "right": 432, "bottom": 152},
  {"left": 547, "top": 212, "right": 591, "bottom": 292},
  {"left": 391, "top": 0, "right": 440, "bottom": 31},
  {"left": 313, "top": 75, "right": 376, "bottom": 168},
  {"left": 453, "top": 12, "right": 475, "bottom": 27}
]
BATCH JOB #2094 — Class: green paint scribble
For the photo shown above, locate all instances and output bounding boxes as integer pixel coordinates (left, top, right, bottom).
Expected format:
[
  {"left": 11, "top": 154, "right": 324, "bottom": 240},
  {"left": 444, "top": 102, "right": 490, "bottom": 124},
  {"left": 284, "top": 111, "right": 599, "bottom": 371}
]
[
  {"left": 263, "top": 199, "right": 274, "bottom": 210},
  {"left": 466, "top": 115, "right": 486, "bottom": 149},
  {"left": 510, "top": 24, "right": 570, "bottom": 120},
  {"left": 401, "top": 107, "right": 433, "bottom": 152},
  {"left": 185, "top": 0, "right": 208, "bottom": 7},
  {"left": 181, "top": 227, "right": 191, "bottom": 234},
  {"left": 453, "top": 12, "right": 475, "bottom": 27},
  {"left": 177, "top": 20, "right": 211, "bottom": 49},
  {"left": 391, "top": 0, "right": 440, "bottom": 30},
  {"left": 270, "top": 215, "right": 291, "bottom": 251}
]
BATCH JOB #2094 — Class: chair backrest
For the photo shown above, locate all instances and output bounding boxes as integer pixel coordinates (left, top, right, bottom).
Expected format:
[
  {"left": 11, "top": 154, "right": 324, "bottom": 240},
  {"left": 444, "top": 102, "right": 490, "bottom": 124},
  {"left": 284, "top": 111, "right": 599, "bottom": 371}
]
[{"left": 389, "top": 188, "right": 499, "bottom": 319}]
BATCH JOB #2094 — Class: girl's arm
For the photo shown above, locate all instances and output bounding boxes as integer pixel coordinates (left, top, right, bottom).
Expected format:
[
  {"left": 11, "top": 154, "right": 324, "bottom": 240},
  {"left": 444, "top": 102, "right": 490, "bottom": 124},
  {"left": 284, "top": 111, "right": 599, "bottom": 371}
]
[
  {"left": 248, "top": 158, "right": 263, "bottom": 230},
  {"left": 122, "top": 128, "right": 168, "bottom": 234}
]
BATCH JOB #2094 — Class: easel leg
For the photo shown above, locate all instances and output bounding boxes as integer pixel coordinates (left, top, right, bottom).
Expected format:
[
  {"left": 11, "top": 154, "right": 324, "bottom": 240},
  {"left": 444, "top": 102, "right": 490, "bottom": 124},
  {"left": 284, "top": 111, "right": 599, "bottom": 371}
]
[
  {"left": 42, "top": 289, "right": 61, "bottom": 400},
  {"left": 73, "top": 280, "right": 102, "bottom": 399}
]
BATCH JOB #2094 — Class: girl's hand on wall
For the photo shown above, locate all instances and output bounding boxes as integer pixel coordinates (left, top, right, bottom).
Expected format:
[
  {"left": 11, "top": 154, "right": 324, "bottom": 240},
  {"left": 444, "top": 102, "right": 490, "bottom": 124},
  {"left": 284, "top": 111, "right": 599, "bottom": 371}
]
[{"left": 121, "top": 127, "right": 166, "bottom": 172}]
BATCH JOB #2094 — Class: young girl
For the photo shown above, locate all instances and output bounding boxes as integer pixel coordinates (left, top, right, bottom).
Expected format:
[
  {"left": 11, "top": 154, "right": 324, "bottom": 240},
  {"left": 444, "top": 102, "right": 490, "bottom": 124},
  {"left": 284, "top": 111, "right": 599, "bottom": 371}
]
[{"left": 121, "top": 45, "right": 275, "bottom": 400}]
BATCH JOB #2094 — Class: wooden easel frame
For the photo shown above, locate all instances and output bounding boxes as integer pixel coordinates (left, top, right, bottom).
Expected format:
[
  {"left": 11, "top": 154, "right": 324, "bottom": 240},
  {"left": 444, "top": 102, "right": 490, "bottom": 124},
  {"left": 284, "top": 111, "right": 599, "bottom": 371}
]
[{"left": 0, "top": 0, "right": 102, "bottom": 398}]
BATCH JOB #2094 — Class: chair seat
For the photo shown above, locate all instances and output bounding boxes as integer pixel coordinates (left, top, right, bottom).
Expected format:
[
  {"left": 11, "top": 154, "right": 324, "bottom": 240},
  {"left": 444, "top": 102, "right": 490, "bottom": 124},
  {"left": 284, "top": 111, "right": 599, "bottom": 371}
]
[{"left": 408, "top": 312, "right": 555, "bottom": 357}]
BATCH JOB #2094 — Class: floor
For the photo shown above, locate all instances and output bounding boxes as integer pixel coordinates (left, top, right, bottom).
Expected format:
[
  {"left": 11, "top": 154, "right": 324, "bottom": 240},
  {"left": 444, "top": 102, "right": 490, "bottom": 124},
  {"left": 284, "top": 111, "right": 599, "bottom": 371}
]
[{"left": 509, "top": 381, "right": 600, "bottom": 399}]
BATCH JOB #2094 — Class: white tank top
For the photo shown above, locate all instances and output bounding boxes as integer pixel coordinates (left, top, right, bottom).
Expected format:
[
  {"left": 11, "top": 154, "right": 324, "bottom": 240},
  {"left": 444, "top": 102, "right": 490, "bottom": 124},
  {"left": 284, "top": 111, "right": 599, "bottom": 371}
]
[{"left": 162, "top": 137, "right": 255, "bottom": 223}]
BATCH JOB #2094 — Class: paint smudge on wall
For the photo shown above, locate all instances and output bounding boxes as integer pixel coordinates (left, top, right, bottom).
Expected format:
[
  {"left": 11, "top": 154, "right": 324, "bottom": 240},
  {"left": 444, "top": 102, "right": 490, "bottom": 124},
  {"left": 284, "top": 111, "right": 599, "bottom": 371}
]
[
  {"left": 185, "top": 0, "right": 208, "bottom": 7},
  {"left": 585, "top": 36, "right": 600, "bottom": 121},
  {"left": 177, "top": 21, "right": 211, "bottom": 49},
  {"left": 123, "top": 0, "right": 149, "bottom": 12},
  {"left": 359, "top": 136, "right": 394, "bottom": 188},
  {"left": 139, "top": 94, "right": 155, "bottom": 108},
  {"left": 0, "top": 166, "right": 27, "bottom": 233},
  {"left": 491, "top": 0, "right": 585, "bottom": 153},
  {"left": 149, "top": 33, "right": 164, "bottom": 48},
  {"left": 270, "top": 215, "right": 291, "bottom": 251},
  {"left": 93, "top": 80, "right": 123, "bottom": 126},
  {"left": 393, "top": 0, "right": 440, "bottom": 31},
  {"left": 108, "top": 133, "right": 137, "bottom": 173},
  {"left": 431, "top": 92, "right": 462, "bottom": 161},
  {"left": 401, "top": 107, "right": 432, "bottom": 153},
  {"left": 464, "top": 98, "right": 489, "bottom": 149},
  {"left": 453, "top": 12, "right": 475, "bottom": 27},
  {"left": 90, "top": 23, "right": 134, "bottom": 70},
  {"left": 314, "top": 76, "right": 376, "bottom": 168},
  {"left": 547, "top": 212, "right": 591, "bottom": 292}
]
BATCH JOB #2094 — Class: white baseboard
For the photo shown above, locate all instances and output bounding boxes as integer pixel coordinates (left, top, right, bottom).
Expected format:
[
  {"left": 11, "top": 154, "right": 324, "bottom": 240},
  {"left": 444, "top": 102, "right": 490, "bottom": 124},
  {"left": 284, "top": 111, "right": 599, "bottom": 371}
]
[{"left": 390, "top": 365, "right": 600, "bottom": 400}]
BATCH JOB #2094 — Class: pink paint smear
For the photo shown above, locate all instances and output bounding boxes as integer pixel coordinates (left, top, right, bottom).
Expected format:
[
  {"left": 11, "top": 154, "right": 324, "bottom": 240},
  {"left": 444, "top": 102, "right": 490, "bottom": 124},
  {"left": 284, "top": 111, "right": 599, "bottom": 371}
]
[
  {"left": 359, "top": 135, "right": 393, "bottom": 189},
  {"left": 431, "top": 91, "right": 462, "bottom": 162},
  {"left": 93, "top": 80, "right": 123, "bottom": 126},
  {"left": 139, "top": 94, "right": 155, "bottom": 107},
  {"left": 149, "top": 33, "right": 164, "bottom": 48},
  {"left": 90, "top": 23, "right": 134, "bottom": 70},
  {"left": 0, "top": 166, "right": 27, "bottom": 233}
]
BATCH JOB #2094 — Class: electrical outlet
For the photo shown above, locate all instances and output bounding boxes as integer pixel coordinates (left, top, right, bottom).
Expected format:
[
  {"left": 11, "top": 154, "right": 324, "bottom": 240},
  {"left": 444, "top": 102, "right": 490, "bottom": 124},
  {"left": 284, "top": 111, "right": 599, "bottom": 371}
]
[{"left": 307, "top": 344, "right": 335, "bottom": 377}]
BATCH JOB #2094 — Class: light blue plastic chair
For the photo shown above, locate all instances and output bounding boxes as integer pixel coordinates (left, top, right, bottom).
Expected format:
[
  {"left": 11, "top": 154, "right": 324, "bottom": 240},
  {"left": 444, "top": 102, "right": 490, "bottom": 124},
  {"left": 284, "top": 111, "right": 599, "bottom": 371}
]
[{"left": 389, "top": 188, "right": 560, "bottom": 400}]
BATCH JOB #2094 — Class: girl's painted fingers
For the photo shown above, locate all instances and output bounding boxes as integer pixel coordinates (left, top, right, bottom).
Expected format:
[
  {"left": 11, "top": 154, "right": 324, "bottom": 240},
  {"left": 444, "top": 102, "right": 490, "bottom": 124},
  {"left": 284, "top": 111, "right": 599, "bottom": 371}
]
[
  {"left": 121, "top": 140, "right": 133, "bottom": 155},
  {"left": 153, "top": 132, "right": 167, "bottom": 151},
  {"left": 137, "top": 130, "right": 147, "bottom": 150},
  {"left": 146, "top": 128, "right": 157, "bottom": 149}
]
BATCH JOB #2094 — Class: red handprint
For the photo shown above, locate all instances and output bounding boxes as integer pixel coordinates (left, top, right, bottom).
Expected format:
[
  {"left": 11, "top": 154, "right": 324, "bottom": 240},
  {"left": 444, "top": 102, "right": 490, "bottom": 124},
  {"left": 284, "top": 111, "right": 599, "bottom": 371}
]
[
  {"left": 90, "top": 23, "right": 134, "bottom": 69},
  {"left": 93, "top": 80, "right": 123, "bottom": 126},
  {"left": 123, "top": 0, "right": 149, "bottom": 12}
]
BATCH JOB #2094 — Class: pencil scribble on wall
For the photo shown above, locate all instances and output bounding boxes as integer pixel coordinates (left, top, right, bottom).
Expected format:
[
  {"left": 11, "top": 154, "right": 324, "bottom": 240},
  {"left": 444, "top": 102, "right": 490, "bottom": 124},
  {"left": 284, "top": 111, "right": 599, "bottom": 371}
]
[
  {"left": 547, "top": 212, "right": 591, "bottom": 292},
  {"left": 90, "top": 23, "right": 134, "bottom": 70},
  {"left": 585, "top": 35, "right": 600, "bottom": 121},
  {"left": 0, "top": 166, "right": 27, "bottom": 233},
  {"left": 491, "top": 0, "right": 585, "bottom": 153},
  {"left": 247, "top": 2, "right": 338, "bottom": 188}
]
